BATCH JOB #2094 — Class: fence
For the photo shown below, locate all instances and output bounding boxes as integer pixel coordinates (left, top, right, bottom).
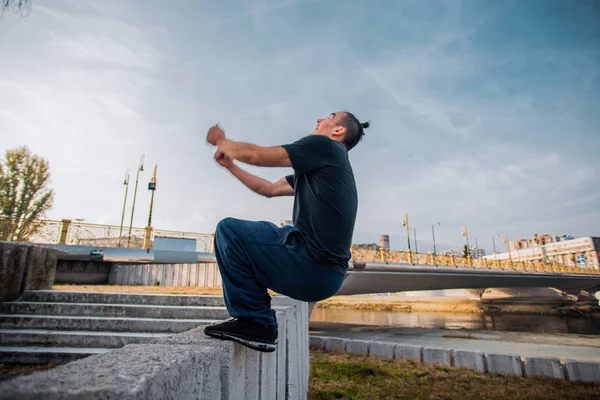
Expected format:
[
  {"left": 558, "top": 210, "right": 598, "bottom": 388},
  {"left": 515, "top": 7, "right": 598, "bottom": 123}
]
[
  {"left": 2, "top": 217, "right": 598, "bottom": 275},
  {"left": 0, "top": 217, "right": 213, "bottom": 253},
  {"left": 350, "top": 248, "right": 600, "bottom": 275}
]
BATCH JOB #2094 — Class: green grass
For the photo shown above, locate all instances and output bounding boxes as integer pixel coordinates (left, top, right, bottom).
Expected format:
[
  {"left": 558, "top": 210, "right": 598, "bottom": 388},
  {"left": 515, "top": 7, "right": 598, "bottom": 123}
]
[{"left": 308, "top": 350, "right": 600, "bottom": 400}]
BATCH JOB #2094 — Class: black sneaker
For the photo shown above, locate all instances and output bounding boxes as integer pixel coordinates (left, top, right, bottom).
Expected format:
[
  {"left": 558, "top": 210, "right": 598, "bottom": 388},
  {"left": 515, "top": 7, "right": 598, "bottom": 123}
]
[{"left": 204, "top": 317, "right": 278, "bottom": 352}]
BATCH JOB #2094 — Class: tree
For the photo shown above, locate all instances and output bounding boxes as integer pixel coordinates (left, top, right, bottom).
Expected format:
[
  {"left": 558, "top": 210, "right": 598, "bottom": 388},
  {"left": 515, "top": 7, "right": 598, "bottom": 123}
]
[
  {"left": 0, "top": 146, "right": 54, "bottom": 241},
  {"left": 462, "top": 244, "right": 471, "bottom": 258},
  {"left": 1, "top": 0, "right": 31, "bottom": 21}
]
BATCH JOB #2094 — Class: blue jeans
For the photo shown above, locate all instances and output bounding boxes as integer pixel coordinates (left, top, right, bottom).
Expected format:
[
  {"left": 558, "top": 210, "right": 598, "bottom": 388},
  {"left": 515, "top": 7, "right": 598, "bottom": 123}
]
[{"left": 213, "top": 217, "right": 345, "bottom": 326}]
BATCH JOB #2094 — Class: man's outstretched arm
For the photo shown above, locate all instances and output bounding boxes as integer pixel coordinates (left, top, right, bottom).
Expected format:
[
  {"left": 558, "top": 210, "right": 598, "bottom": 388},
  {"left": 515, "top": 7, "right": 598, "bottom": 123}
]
[
  {"left": 228, "top": 164, "right": 293, "bottom": 198},
  {"left": 214, "top": 150, "right": 293, "bottom": 198},
  {"left": 206, "top": 124, "right": 292, "bottom": 168}
]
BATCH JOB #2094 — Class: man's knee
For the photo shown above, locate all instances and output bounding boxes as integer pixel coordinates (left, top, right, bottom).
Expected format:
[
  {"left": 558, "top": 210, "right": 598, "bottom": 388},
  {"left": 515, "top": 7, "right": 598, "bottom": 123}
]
[{"left": 215, "top": 217, "right": 240, "bottom": 239}]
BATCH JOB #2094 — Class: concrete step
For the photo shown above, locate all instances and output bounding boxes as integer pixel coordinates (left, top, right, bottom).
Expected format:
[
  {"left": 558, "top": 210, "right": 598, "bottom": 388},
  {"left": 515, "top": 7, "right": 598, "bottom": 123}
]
[
  {"left": 0, "top": 346, "right": 110, "bottom": 365},
  {"left": 0, "top": 314, "right": 217, "bottom": 333},
  {"left": 0, "top": 329, "right": 170, "bottom": 348},
  {"left": 2, "top": 301, "right": 230, "bottom": 320},
  {"left": 18, "top": 290, "right": 226, "bottom": 307}
]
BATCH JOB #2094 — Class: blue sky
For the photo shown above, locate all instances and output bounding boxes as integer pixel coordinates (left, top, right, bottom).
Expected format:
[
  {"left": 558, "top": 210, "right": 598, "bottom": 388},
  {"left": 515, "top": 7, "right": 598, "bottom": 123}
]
[{"left": 1, "top": 0, "right": 598, "bottom": 253}]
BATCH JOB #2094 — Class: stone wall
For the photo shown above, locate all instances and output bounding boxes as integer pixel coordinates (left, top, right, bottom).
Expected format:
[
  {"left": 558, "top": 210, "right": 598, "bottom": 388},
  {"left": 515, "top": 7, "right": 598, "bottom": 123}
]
[
  {"left": 0, "top": 243, "right": 58, "bottom": 302},
  {"left": 109, "top": 263, "right": 222, "bottom": 287},
  {"left": 310, "top": 335, "right": 600, "bottom": 383},
  {"left": 0, "top": 296, "right": 310, "bottom": 399}
]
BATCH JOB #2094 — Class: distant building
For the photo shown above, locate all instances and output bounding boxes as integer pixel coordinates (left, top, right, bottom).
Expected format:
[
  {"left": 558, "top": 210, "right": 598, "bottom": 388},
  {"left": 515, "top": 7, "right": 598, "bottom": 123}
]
[
  {"left": 484, "top": 235, "right": 600, "bottom": 269},
  {"left": 470, "top": 247, "right": 486, "bottom": 259},
  {"left": 441, "top": 250, "right": 459, "bottom": 257}
]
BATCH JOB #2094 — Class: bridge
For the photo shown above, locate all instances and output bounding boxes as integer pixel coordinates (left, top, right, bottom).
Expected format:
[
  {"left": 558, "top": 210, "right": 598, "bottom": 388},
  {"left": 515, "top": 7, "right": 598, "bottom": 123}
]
[
  {"left": 3, "top": 217, "right": 600, "bottom": 297},
  {"left": 10, "top": 242, "right": 599, "bottom": 297}
]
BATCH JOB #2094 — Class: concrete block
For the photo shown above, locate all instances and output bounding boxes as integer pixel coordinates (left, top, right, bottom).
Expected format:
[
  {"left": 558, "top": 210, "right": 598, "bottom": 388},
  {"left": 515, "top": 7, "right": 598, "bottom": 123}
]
[
  {"left": 345, "top": 339, "right": 370, "bottom": 357},
  {"left": 564, "top": 360, "right": 600, "bottom": 383},
  {"left": 524, "top": 357, "right": 564, "bottom": 379},
  {"left": 0, "top": 344, "right": 222, "bottom": 400},
  {"left": 370, "top": 341, "right": 395, "bottom": 360},
  {"left": 27, "top": 248, "right": 58, "bottom": 290},
  {"left": 395, "top": 344, "right": 423, "bottom": 363},
  {"left": 454, "top": 350, "right": 485, "bottom": 372},
  {"left": 324, "top": 337, "right": 347, "bottom": 353},
  {"left": 285, "top": 303, "right": 301, "bottom": 400},
  {"left": 486, "top": 353, "right": 523, "bottom": 377},
  {"left": 23, "top": 246, "right": 44, "bottom": 290},
  {"left": 0, "top": 243, "right": 22, "bottom": 302},
  {"left": 244, "top": 346, "right": 261, "bottom": 400},
  {"left": 260, "top": 349, "right": 277, "bottom": 400},
  {"left": 423, "top": 347, "right": 452, "bottom": 366},
  {"left": 309, "top": 335, "right": 326, "bottom": 350},
  {"left": 276, "top": 310, "right": 288, "bottom": 400}
]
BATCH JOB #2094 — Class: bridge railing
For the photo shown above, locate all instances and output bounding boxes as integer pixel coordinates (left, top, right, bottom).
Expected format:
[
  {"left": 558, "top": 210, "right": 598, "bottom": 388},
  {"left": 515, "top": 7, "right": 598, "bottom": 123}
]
[
  {"left": 350, "top": 248, "right": 600, "bottom": 275},
  {"left": 0, "top": 217, "right": 213, "bottom": 252},
  {"left": 3, "top": 216, "right": 598, "bottom": 275}
]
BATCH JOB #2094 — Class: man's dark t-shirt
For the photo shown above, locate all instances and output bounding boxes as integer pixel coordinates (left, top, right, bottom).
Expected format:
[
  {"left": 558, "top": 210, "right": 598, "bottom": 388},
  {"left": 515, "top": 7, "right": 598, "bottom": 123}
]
[{"left": 281, "top": 135, "right": 358, "bottom": 275}]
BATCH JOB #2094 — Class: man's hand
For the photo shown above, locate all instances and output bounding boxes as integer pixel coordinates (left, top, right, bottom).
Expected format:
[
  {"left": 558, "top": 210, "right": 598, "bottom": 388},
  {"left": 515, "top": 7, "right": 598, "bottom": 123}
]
[
  {"left": 214, "top": 149, "right": 234, "bottom": 169},
  {"left": 207, "top": 124, "right": 226, "bottom": 146}
]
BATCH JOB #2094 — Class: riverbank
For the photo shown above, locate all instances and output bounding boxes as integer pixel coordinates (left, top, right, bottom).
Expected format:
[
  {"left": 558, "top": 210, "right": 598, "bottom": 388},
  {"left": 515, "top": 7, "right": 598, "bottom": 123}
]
[
  {"left": 308, "top": 350, "right": 600, "bottom": 400},
  {"left": 316, "top": 296, "right": 483, "bottom": 313},
  {"left": 315, "top": 295, "right": 599, "bottom": 316}
]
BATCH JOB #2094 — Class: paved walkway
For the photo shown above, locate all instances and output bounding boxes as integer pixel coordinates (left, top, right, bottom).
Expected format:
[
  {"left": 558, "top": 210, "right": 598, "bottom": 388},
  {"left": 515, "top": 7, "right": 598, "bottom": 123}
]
[{"left": 309, "top": 321, "right": 600, "bottom": 362}]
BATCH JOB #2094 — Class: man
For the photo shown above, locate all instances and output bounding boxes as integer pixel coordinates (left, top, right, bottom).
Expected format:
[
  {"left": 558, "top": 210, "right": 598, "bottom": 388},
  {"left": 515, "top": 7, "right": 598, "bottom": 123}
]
[{"left": 204, "top": 111, "right": 369, "bottom": 352}]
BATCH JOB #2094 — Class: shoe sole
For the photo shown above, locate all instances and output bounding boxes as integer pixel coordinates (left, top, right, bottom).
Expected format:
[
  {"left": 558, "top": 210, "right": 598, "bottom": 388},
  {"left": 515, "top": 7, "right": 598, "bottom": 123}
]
[{"left": 205, "top": 330, "right": 277, "bottom": 353}]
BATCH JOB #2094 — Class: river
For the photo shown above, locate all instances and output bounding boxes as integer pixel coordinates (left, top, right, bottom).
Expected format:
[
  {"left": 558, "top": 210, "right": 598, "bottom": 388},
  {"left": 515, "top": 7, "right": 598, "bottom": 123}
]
[{"left": 310, "top": 308, "right": 600, "bottom": 335}]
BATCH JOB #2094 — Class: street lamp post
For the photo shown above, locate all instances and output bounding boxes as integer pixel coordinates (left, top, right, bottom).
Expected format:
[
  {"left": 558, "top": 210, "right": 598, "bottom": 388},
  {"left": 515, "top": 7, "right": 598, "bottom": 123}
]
[
  {"left": 143, "top": 165, "right": 158, "bottom": 250},
  {"left": 117, "top": 169, "right": 130, "bottom": 248},
  {"left": 431, "top": 222, "right": 440, "bottom": 256},
  {"left": 462, "top": 226, "right": 471, "bottom": 265},
  {"left": 504, "top": 235, "right": 513, "bottom": 268},
  {"left": 402, "top": 214, "right": 412, "bottom": 263},
  {"left": 127, "top": 154, "right": 145, "bottom": 247},
  {"left": 413, "top": 227, "right": 418, "bottom": 254},
  {"left": 492, "top": 234, "right": 498, "bottom": 257}
]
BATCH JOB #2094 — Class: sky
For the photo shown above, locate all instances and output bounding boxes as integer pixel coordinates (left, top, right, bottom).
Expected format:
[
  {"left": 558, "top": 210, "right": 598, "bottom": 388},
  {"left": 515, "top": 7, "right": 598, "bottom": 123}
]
[{"left": 0, "top": 0, "right": 599, "bottom": 254}]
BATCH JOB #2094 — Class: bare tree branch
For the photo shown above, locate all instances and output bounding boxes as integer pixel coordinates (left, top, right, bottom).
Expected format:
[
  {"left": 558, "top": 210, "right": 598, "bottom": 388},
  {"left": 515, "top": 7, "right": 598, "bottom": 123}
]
[
  {"left": 0, "top": 146, "right": 54, "bottom": 241},
  {"left": 1, "top": 0, "right": 32, "bottom": 21}
]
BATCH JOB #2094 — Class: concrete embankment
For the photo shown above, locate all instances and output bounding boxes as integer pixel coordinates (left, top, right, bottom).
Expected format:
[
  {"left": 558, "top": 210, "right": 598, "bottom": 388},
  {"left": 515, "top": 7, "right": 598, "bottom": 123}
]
[
  {"left": 309, "top": 322, "right": 600, "bottom": 383},
  {"left": 0, "top": 290, "right": 310, "bottom": 399},
  {"left": 0, "top": 243, "right": 59, "bottom": 303}
]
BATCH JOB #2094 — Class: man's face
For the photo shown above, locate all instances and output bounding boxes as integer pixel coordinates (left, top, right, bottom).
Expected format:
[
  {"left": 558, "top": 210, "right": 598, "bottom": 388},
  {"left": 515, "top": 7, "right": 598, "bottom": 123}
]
[{"left": 311, "top": 111, "right": 347, "bottom": 140}]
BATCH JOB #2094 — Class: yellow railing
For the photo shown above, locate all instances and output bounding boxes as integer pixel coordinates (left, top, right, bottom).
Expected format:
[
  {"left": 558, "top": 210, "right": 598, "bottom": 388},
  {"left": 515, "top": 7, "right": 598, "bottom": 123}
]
[
  {"left": 2, "top": 216, "right": 597, "bottom": 274},
  {"left": 350, "top": 248, "right": 600, "bottom": 275},
  {"left": 0, "top": 217, "right": 213, "bottom": 252}
]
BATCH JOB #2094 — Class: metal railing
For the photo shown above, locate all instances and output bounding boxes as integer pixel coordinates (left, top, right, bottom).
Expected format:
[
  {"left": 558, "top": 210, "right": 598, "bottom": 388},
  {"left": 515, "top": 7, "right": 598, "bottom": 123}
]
[
  {"left": 350, "top": 248, "right": 600, "bottom": 275},
  {"left": 2, "top": 216, "right": 598, "bottom": 275},
  {"left": 0, "top": 217, "right": 213, "bottom": 253}
]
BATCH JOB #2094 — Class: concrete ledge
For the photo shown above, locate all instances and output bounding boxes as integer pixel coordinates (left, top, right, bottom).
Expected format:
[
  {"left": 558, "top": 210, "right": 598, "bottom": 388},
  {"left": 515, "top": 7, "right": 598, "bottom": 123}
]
[
  {"left": 345, "top": 339, "right": 370, "bottom": 357},
  {"left": 486, "top": 353, "right": 523, "bottom": 377},
  {"left": 395, "top": 344, "right": 423, "bottom": 363},
  {"left": 524, "top": 357, "right": 564, "bottom": 379},
  {"left": 369, "top": 341, "right": 395, "bottom": 360},
  {"left": 312, "top": 335, "right": 600, "bottom": 383},
  {"left": 309, "top": 335, "right": 326, "bottom": 350},
  {"left": 324, "top": 337, "right": 346, "bottom": 353},
  {"left": 564, "top": 359, "right": 600, "bottom": 383},
  {"left": 454, "top": 350, "right": 485, "bottom": 373},
  {"left": 0, "top": 294, "right": 309, "bottom": 399},
  {"left": 423, "top": 347, "right": 452, "bottom": 366},
  {"left": 0, "top": 344, "right": 222, "bottom": 400}
]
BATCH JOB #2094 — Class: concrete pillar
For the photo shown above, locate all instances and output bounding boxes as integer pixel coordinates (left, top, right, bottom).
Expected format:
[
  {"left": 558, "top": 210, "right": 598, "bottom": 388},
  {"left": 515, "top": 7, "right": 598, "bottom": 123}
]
[
  {"left": 0, "top": 243, "right": 29, "bottom": 302},
  {"left": 58, "top": 219, "right": 71, "bottom": 244},
  {"left": 26, "top": 247, "right": 58, "bottom": 290}
]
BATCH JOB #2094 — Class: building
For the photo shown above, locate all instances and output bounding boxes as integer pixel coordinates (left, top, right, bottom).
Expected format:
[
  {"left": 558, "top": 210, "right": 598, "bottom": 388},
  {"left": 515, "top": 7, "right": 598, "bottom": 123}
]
[
  {"left": 470, "top": 247, "right": 486, "bottom": 259},
  {"left": 484, "top": 235, "right": 600, "bottom": 269}
]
